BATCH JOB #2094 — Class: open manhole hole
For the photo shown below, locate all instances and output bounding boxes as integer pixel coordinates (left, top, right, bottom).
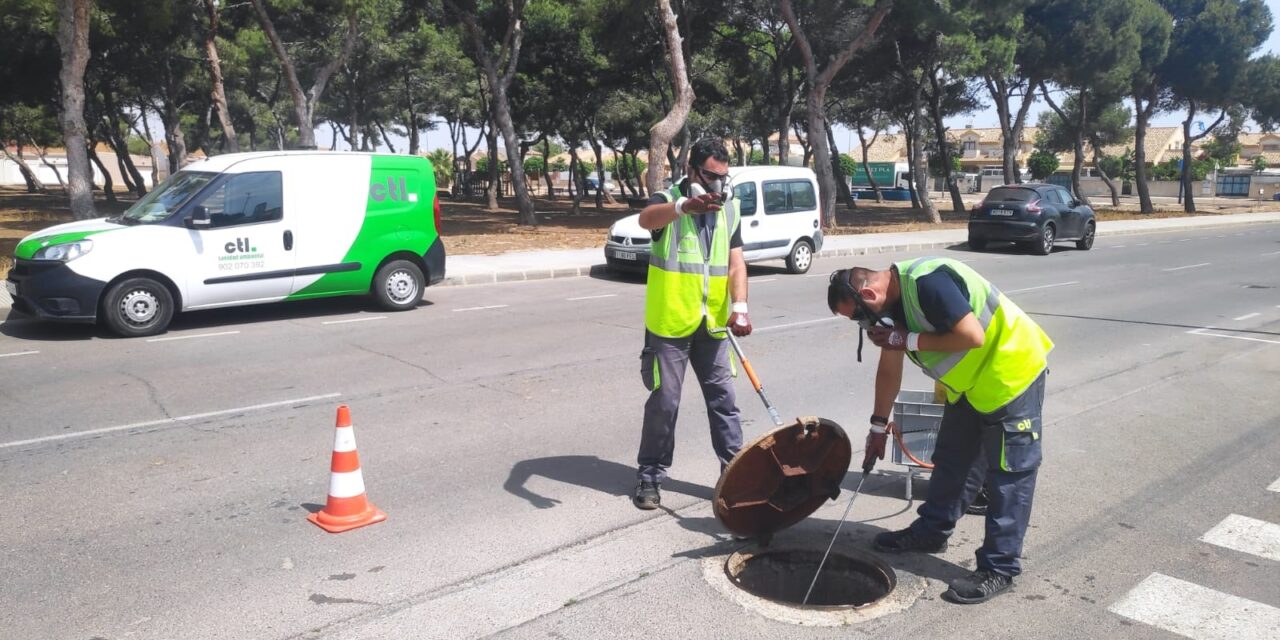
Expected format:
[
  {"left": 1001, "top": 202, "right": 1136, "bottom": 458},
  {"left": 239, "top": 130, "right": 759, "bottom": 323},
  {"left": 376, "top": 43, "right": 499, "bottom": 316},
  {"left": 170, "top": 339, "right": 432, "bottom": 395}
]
[{"left": 725, "top": 547, "right": 895, "bottom": 608}]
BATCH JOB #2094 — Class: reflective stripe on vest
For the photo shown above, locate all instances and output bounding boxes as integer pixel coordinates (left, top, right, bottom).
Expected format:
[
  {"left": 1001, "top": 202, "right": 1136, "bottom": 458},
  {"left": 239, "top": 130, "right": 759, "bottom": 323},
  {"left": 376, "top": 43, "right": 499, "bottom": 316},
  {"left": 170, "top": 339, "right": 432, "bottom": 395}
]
[
  {"left": 895, "top": 257, "right": 1054, "bottom": 413},
  {"left": 645, "top": 186, "right": 740, "bottom": 338}
]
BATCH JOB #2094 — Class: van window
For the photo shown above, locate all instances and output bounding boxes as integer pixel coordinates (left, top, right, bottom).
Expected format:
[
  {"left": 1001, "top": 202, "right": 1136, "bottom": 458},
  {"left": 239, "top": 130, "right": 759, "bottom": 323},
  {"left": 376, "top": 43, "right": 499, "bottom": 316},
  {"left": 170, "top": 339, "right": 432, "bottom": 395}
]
[
  {"left": 763, "top": 180, "right": 817, "bottom": 215},
  {"left": 121, "top": 171, "right": 216, "bottom": 224},
  {"left": 733, "top": 181, "right": 757, "bottom": 217},
  {"left": 192, "top": 172, "right": 284, "bottom": 228}
]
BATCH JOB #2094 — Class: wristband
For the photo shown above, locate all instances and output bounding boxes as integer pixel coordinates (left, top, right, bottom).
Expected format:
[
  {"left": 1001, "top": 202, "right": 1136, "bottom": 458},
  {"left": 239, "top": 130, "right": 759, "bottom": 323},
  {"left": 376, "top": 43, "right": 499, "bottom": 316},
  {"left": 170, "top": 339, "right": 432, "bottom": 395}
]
[
  {"left": 869, "top": 424, "right": 888, "bottom": 434},
  {"left": 870, "top": 414, "right": 889, "bottom": 427},
  {"left": 732, "top": 302, "right": 748, "bottom": 314},
  {"left": 906, "top": 332, "right": 921, "bottom": 351},
  {"left": 674, "top": 197, "right": 688, "bottom": 215}
]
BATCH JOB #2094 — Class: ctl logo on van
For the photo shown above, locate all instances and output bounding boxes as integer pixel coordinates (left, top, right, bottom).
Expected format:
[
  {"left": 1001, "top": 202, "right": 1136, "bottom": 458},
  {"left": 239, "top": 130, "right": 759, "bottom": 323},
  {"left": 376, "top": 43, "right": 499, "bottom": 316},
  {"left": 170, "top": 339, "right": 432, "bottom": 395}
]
[
  {"left": 224, "top": 237, "right": 256, "bottom": 254},
  {"left": 369, "top": 177, "right": 418, "bottom": 202}
]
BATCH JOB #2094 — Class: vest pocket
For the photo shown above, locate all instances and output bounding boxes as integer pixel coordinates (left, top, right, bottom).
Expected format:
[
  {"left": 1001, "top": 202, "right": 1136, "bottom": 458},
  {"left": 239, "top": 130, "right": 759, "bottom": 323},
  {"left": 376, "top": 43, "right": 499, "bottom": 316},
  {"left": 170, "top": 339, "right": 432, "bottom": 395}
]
[{"left": 640, "top": 346, "right": 660, "bottom": 391}]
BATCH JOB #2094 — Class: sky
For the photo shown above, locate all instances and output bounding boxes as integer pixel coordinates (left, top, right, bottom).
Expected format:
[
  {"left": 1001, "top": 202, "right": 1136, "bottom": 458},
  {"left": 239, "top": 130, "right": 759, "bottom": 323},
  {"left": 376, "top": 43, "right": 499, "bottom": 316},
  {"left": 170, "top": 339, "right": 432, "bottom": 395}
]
[{"left": 396, "top": 5, "right": 1280, "bottom": 156}]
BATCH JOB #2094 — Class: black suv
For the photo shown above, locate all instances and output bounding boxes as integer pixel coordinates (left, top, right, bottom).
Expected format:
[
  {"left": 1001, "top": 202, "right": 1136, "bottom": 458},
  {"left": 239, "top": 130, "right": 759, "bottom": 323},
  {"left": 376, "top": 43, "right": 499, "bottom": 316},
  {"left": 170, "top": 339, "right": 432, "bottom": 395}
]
[{"left": 968, "top": 183, "right": 1096, "bottom": 255}]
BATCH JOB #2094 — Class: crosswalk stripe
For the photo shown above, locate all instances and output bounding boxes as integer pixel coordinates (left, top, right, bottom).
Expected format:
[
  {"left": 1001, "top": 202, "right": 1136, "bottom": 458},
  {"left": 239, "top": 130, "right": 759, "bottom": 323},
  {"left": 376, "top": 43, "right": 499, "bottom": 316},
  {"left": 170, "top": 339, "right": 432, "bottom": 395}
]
[
  {"left": 1109, "top": 573, "right": 1280, "bottom": 640},
  {"left": 1200, "top": 514, "right": 1280, "bottom": 562}
]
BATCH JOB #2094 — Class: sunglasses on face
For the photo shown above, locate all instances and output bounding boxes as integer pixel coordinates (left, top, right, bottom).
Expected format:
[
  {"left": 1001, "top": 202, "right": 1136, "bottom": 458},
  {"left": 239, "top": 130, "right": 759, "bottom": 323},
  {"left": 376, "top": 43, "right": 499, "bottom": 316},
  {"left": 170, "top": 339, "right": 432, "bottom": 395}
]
[
  {"left": 695, "top": 167, "right": 729, "bottom": 183},
  {"left": 830, "top": 270, "right": 890, "bottom": 330}
]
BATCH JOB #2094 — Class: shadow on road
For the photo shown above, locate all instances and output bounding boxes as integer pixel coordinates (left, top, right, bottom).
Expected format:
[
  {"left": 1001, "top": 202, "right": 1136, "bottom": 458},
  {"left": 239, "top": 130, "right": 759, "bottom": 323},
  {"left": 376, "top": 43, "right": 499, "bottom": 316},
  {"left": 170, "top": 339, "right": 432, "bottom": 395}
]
[{"left": 503, "top": 455, "right": 712, "bottom": 509}]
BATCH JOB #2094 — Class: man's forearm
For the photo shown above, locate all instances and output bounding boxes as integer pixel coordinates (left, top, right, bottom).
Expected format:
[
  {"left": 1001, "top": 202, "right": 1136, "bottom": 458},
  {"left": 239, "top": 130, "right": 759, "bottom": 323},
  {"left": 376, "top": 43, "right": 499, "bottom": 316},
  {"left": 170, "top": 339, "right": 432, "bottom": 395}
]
[
  {"left": 873, "top": 350, "right": 905, "bottom": 419},
  {"left": 729, "top": 252, "right": 747, "bottom": 303},
  {"left": 638, "top": 202, "right": 679, "bottom": 230}
]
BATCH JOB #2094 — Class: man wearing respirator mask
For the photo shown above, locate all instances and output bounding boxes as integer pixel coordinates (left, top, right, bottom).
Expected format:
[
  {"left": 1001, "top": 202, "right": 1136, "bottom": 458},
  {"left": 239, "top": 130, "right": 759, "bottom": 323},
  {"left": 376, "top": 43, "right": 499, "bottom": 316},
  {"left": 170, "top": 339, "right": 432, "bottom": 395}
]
[
  {"left": 632, "top": 138, "right": 750, "bottom": 512},
  {"left": 827, "top": 259, "right": 1053, "bottom": 604}
]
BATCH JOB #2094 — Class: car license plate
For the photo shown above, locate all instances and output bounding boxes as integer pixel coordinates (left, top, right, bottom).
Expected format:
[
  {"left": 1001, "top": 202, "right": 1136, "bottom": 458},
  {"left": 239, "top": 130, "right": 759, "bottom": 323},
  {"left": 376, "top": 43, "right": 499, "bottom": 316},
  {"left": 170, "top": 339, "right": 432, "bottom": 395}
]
[
  {"left": 614, "top": 251, "right": 637, "bottom": 261},
  {"left": 4, "top": 280, "right": 15, "bottom": 297},
  {"left": 990, "top": 208, "right": 1014, "bottom": 216}
]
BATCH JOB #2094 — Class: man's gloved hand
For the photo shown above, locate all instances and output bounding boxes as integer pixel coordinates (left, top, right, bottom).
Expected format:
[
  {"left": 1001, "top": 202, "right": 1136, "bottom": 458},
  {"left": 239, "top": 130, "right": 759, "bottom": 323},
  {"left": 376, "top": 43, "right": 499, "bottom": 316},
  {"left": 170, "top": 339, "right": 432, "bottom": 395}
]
[
  {"left": 868, "top": 325, "right": 909, "bottom": 350},
  {"left": 675, "top": 192, "right": 722, "bottom": 215},
  {"left": 729, "top": 302, "right": 752, "bottom": 336},
  {"left": 862, "top": 423, "right": 890, "bottom": 473}
]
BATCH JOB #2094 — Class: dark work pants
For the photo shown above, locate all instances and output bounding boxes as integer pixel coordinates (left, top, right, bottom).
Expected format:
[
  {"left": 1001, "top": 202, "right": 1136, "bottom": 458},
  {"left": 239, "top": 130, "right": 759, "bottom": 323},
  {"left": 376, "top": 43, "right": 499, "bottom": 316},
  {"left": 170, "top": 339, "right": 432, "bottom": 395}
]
[
  {"left": 636, "top": 321, "right": 742, "bottom": 484},
  {"left": 908, "top": 371, "right": 1046, "bottom": 577}
]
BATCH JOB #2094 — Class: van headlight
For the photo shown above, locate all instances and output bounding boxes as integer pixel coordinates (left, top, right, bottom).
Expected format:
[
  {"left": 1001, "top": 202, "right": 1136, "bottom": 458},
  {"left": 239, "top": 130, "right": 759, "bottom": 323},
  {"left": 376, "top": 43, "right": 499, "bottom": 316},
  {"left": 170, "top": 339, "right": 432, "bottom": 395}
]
[{"left": 34, "top": 239, "right": 93, "bottom": 262}]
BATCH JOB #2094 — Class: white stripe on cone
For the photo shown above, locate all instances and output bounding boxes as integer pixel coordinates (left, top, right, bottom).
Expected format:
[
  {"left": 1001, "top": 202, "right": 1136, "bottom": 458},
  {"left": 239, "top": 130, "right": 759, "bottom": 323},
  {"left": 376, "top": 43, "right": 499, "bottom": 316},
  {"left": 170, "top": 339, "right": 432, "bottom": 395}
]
[
  {"left": 333, "top": 426, "right": 357, "bottom": 452},
  {"left": 328, "top": 469, "right": 367, "bottom": 498}
]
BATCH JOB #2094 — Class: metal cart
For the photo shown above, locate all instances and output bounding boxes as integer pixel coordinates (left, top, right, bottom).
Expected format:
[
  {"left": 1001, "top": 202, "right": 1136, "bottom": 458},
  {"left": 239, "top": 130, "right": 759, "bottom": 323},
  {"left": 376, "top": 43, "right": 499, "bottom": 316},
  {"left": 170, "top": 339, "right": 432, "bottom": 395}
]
[{"left": 892, "top": 390, "right": 944, "bottom": 501}]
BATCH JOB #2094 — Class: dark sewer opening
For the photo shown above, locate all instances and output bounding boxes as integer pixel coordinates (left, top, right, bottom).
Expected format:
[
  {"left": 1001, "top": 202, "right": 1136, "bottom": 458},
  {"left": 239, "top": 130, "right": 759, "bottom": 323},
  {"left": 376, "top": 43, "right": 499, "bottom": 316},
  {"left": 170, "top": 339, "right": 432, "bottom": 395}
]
[{"left": 725, "top": 548, "right": 895, "bottom": 608}]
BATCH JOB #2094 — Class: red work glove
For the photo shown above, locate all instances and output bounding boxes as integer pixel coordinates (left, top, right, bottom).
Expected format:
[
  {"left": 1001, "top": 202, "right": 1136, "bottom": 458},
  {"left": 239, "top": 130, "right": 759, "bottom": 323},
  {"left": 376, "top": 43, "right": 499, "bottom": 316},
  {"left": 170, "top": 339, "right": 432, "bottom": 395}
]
[
  {"left": 862, "top": 423, "right": 890, "bottom": 473},
  {"left": 729, "top": 302, "right": 752, "bottom": 336},
  {"left": 868, "top": 325, "right": 909, "bottom": 350}
]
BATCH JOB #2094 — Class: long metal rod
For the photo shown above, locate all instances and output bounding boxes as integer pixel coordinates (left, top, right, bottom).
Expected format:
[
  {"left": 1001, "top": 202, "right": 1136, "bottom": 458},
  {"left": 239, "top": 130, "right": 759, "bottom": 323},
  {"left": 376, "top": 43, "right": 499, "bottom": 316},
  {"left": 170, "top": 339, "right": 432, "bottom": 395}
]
[
  {"left": 802, "top": 472, "right": 868, "bottom": 606},
  {"left": 725, "top": 332, "right": 784, "bottom": 426}
]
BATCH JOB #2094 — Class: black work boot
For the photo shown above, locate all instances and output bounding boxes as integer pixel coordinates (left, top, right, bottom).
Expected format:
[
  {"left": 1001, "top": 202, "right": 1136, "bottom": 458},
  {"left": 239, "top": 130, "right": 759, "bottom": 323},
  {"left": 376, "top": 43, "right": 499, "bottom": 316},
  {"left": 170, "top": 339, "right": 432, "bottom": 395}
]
[
  {"left": 633, "top": 481, "right": 661, "bottom": 510},
  {"left": 873, "top": 527, "right": 948, "bottom": 554},
  {"left": 943, "top": 570, "right": 1014, "bottom": 604}
]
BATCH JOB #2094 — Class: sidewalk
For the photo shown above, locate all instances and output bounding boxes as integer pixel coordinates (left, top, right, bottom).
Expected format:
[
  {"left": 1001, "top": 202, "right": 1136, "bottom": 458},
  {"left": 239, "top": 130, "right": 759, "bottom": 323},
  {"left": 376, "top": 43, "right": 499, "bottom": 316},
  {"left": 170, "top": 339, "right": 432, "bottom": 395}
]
[
  {"left": 438, "top": 210, "right": 1280, "bottom": 287},
  {"left": 2, "top": 211, "right": 1277, "bottom": 310}
]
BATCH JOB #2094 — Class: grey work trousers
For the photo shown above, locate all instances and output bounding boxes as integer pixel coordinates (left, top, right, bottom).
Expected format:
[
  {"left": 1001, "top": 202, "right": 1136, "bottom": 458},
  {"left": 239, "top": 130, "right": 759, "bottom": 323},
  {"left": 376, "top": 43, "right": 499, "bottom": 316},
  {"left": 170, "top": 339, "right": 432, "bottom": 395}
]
[{"left": 636, "top": 321, "right": 742, "bottom": 483}]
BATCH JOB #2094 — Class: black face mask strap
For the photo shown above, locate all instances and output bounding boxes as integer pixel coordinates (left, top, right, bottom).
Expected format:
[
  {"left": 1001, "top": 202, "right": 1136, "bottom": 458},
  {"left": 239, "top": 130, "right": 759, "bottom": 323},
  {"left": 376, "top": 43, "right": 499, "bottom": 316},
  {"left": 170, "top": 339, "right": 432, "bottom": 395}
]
[{"left": 857, "top": 327, "right": 865, "bottom": 363}]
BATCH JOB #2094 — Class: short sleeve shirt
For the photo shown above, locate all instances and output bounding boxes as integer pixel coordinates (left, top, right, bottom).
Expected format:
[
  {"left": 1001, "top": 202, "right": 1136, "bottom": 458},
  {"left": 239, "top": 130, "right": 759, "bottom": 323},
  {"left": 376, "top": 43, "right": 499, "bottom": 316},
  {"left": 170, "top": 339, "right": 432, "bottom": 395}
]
[{"left": 888, "top": 266, "right": 973, "bottom": 333}]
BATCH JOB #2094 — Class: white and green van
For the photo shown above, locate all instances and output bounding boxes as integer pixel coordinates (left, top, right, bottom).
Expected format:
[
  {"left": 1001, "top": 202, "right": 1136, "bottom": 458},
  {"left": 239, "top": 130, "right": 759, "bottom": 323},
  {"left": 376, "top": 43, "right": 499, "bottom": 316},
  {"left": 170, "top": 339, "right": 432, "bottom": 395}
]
[{"left": 5, "top": 152, "right": 446, "bottom": 337}]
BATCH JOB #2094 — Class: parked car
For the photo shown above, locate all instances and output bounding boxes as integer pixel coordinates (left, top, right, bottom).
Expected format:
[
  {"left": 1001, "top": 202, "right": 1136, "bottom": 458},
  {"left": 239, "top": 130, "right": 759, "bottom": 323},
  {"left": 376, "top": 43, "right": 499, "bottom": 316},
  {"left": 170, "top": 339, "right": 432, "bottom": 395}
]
[
  {"left": 6, "top": 151, "right": 445, "bottom": 337},
  {"left": 604, "top": 165, "right": 823, "bottom": 274},
  {"left": 967, "top": 183, "right": 1096, "bottom": 255},
  {"left": 582, "top": 176, "right": 618, "bottom": 195}
]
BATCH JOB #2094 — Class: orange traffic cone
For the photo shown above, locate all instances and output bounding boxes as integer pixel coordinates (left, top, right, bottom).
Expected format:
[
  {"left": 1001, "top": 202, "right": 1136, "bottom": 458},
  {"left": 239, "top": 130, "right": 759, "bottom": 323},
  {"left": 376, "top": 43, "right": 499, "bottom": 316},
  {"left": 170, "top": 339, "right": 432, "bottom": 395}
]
[{"left": 307, "top": 405, "right": 387, "bottom": 533}]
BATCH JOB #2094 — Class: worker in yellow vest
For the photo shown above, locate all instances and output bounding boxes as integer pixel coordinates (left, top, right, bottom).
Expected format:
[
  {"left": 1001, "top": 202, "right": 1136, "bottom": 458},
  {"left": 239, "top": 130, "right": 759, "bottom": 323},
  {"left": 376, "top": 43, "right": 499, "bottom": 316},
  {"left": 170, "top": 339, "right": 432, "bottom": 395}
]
[
  {"left": 828, "top": 259, "right": 1053, "bottom": 604},
  {"left": 633, "top": 139, "right": 750, "bottom": 511}
]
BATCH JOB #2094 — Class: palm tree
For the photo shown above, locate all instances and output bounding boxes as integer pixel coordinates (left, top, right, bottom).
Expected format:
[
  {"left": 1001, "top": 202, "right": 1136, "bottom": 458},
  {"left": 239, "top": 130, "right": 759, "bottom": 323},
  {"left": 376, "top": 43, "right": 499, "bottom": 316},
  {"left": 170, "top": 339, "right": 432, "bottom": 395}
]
[{"left": 426, "top": 148, "right": 453, "bottom": 189}]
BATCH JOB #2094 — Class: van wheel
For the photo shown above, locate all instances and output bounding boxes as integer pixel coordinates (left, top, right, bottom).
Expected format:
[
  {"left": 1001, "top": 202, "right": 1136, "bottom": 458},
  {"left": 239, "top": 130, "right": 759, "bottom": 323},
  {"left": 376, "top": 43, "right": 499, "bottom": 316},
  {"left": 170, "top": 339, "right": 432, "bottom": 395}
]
[
  {"left": 786, "top": 239, "right": 814, "bottom": 274},
  {"left": 374, "top": 260, "right": 424, "bottom": 310},
  {"left": 102, "top": 277, "right": 174, "bottom": 337}
]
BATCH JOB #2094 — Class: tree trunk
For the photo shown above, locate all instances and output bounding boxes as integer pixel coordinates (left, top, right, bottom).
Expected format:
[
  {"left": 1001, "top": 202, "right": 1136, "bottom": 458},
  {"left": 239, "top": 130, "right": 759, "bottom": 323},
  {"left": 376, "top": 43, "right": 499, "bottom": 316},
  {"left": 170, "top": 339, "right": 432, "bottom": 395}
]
[
  {"left": 31, "top": 141, "right": 67, "bottom": 188},
  {"left": 250, "top": 0, "right": 355, "bottom": 149},
  {"left": 1041, "top": 85, "right": 1090, "bottom": 207},
  {"left": 113, "top": 149, "right": 137, "bottom": 195},
  {"left": 781, "top": 0, "right": 893, "bottom": 227},
  {"left": 88, "top": 143, "right": 116, "bottom": 203},
  {"left": 103, "top": 90, "right": 147, "bottom": 195},
  {"left": 568, "top": 148, "right": 583, "bottom": 216},
  {"left": 856, "top": 127, "right": 883, "bottom": 202},
  {"left": 161, "top": 97, "right": 187, "bottom": 175},
  {"left": 590, "top": 138, "right": 615, "bottom": 208},
  {"left": 202, "top": 0, "right": 239, "bottom": 153},
  {"left": 903, "top": 120, "right": 920, "bottom": 208},
  {"left": 825, "top": 121, "right": 854, "bottom": 208},
  {"left": 138, "top": 103, "right": 161, "bottom": 187},
  {"left": 1181, "top": 101, "right": 1197, "bottom": 213},
  {"left": 486, "top": 124, "right": 499, "bottom": 210},
  {"left": 54, "top": 0, "right": 95, "bottom": 219},
  {"left": 377, "top": 122, "right": 396, "bottom": 154},
  {"left": 986, "top": 75, "right": 1038, "bottom": 185},
  {"left": 928, "top": 70, "right": 965, "bottom": 213},
  {"left": 646, "top": 0, "right": 696, "bottom": 195},
  {"left": 4, "top": 145, "right": 47, "bottom": 193},
  {"left": 1091, "top": 135, "right": 1120, "bottom": 207},
  {"left": 405, "top": 76, "right": 420, "bottom": 156},
  {"left": 1133, "top": 92, "right": 1154, "bottom": 213},
  {"left": 909, "top": 94, "right": 940, "bottom": 222},
  {"left": 543, "top": 137, "right": 555, "bottom": 199}
]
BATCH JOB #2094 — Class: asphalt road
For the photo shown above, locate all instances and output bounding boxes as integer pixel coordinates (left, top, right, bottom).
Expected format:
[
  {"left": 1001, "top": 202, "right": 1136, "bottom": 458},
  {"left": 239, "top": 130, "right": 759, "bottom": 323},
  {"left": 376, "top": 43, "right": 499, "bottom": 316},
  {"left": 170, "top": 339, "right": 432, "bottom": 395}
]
[{"left": 2, "top": 224, "right": 1278, "bottom": 640}]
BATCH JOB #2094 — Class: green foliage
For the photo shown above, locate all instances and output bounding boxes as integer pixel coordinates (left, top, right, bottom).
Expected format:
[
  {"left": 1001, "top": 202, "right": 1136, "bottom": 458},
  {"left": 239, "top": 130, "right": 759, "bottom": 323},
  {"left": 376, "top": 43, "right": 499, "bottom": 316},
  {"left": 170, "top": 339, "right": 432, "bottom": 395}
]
[
  {"left": 838, "top": 154, "right": 858, "bottom": 181},
  {"left": 1201, "top": 136, "right": 1241, "bottom": 166},
  {"left": 1098, "top": 151, "right": 1135, "bottom": 182},
  {"left": 1252, "top": 155, "right": 1269, "bottom": 173},
  {"left": 1247, "top": 55, "right": 1280, "bottom": 132},
  {"left": 748, "top": 149, "right": 778, "bottom": 166},
  {"left": 522, "top": 155, "right": 545, "bottom": 178},
  {"left": 1027, "top": 150, "right": 1060, "bottom": 180},
  {"left": 426, "top": 149, "right": 454, "bottom": 185},
  {"left": 606, "top": 156, "right": 646, "bottom": 180},
  {"left": 1149, "top": 157, "right": 1212, "bottom": 181}
]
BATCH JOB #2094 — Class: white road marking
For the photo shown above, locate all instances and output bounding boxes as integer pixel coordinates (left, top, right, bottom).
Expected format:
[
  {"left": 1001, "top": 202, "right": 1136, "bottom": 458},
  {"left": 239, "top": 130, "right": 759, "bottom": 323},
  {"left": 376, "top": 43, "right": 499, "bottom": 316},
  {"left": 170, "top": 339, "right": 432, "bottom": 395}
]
[
  {"left": 0, "top": 350, "right": 39, "bottom": 359},
  {"left": 1109, "top": 573, "right": 1280, "bottom": 640},
  {"left": 1200, "top": 514, "right": 1280, "bottom": 562},
  {"left": 146, "top": 330, "right": 240, "bottom": 343},
  {"left": 322, "top": 316, "right": 387, "bottom": 325},
  {"left": 756, "top": 317, "right": 841, "bottom": 333},
  {"left": 1186, "top": 328, "right": 1280, "bottom": 345},
  {"left": 566, "top": 294, "right": 617, "bottom": 301},
  {"left": 1180, "top": 238, "right": 1193, "bottom": 242},
  {"left": 1163, "top": 262, "right": 1211, "bottom": 272},
  {"left": 1262, "top": 250, "right": 1280, "bottom": 256},
  {"left": 1004, "top": 281, "right": 1079, "bottom": 294},
  {"left": 1233, "top": 313, "right": 1261, "bottom": 321},
  {"left": 751, "top": 278, "right": 778, "bottom": 283},
  {"left": 453, "top": 305, "right": 509, "bottom": 312},
  {"left": 1112, "top": 245, "right": 1127, "bottom": 249},
  {"left": 1137, "top": 243, "right": 1150, "bottom": 246},
  {"left": 1268, "top": 477, "right": 1280, "bottom": 493},
  {"left": 0, "top": 392, "right": 342, "bottom": 450}
]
